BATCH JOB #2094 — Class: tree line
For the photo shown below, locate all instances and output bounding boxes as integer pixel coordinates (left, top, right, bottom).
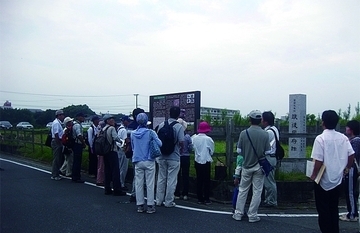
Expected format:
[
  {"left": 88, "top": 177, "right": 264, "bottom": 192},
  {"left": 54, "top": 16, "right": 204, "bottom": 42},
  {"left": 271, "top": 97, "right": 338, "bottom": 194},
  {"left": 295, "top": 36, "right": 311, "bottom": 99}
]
[{"left": 1, "top": 102, "right": 359, "bottom": 128}]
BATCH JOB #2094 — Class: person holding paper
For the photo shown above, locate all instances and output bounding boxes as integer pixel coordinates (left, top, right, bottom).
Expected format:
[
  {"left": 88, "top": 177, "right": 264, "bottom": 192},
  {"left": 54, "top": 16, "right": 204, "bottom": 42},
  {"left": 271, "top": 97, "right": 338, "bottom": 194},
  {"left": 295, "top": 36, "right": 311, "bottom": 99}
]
[{"left": 311, "top": 110, "right": 355, "bottom": 233}]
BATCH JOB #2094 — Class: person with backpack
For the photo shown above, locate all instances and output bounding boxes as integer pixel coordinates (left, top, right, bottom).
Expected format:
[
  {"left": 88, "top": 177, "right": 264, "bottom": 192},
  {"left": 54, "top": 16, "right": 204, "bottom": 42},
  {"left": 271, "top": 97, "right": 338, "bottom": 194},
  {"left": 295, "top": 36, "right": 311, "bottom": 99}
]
[
  {"left": 192, "top": 121, "right": 214, "bottom": 205},
  {"left": 261, "top": 111, "right": 279, "bottom": 208},
  {"left": 155, "top": 106, "right": 184, "bottom": 208},
  {"left": 50, "top": 110, "right": 65, "bottom": 180},
  {"left": 101, "top": 114, "right": 126, "bottom": 196},
  {"left": 131, "top": 113, "right": 162, "bottom": 213},
  {"left": 71, "top": 112, "right": 87, "bottom": 183},
  {"left": 59, "top": 117, "right": 74, "bottom": 177},
  {"left": 87, "top": 116, "right": 100, "bottom": 178}
]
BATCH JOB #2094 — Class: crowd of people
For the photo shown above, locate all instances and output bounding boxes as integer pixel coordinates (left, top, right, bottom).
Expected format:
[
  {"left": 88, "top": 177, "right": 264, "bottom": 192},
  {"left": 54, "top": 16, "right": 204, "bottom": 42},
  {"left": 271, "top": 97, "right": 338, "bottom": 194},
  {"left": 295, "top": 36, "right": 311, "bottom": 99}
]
[{"left": 49, "top": 107, "right": 360, "bottom": 232}]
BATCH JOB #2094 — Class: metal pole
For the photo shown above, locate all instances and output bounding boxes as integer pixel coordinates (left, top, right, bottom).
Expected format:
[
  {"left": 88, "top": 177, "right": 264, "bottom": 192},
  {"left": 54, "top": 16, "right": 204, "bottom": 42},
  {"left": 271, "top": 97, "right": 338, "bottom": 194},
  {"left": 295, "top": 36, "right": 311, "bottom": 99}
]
[{"left": 134, "top": 94, "right": 139, "bottom": 108}]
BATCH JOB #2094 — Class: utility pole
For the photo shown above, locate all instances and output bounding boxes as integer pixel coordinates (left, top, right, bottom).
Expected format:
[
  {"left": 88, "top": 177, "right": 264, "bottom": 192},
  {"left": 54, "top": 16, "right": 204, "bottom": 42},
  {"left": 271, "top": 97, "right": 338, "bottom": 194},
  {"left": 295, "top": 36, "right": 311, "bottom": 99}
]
[{"left": 134, "top": 94, "right": 139, "bottom": 108}]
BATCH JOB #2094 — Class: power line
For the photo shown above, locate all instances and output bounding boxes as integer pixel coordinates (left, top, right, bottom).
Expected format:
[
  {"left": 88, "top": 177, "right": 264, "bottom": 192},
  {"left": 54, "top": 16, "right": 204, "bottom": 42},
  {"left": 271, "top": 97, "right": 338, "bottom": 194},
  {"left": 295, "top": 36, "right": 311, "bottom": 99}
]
[{"left": 0, "top": 90, "right": 138, "bottom": 98}]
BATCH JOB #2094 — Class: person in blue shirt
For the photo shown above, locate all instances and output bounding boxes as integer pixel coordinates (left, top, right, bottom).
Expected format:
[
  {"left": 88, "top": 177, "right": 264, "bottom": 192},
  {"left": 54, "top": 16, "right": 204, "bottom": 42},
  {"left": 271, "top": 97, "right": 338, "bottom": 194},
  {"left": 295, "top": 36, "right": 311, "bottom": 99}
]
[{"left": 131, "top": 113, "right": 162, "bottom": 213}]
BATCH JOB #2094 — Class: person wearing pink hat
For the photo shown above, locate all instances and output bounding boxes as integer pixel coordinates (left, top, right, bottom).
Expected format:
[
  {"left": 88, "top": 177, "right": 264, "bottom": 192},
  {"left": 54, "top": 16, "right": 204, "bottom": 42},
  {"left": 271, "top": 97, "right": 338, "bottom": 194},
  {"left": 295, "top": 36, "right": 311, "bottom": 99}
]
[{"left": 192, "top": 121, "right": 214, "bottom": 205}]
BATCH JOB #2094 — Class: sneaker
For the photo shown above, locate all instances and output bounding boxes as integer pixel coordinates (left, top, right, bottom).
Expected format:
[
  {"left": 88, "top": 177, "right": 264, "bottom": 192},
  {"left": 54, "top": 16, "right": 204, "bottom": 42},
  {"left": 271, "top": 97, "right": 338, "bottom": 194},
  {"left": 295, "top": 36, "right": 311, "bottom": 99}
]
[
  {"left": 51, "top": 176, "right": 62, "bottom": 181},
  {"left": 249, "top": 216, "right": 261, "bottom": 223},
  {"left": 174, "top": 196, "right": 180, "bottom": 200},
  {"left": 232, "top": 213, "right": 242, "bottom": 221},
  {"left": 339, "top": 214, "right": 358, "bottom": 222},
  {"left": 183, "top": 195, "right": 188, "bottom": 200},
  {"left": 165, "top": 202, "right": 176, "bottom": 208},
  {"left": 137, "top": 205, "right": 145, "bottom": 213},
  {"left": 146, "top": 206, "right": 156, "bottom": 214}
]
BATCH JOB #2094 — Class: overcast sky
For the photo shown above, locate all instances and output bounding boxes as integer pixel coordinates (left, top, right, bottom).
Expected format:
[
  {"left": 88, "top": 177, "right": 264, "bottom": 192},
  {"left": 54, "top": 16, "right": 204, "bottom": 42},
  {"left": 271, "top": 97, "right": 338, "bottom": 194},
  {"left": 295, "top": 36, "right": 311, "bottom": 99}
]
[{"left": 1, "top": 0, "right": 359, "bottom": 117}]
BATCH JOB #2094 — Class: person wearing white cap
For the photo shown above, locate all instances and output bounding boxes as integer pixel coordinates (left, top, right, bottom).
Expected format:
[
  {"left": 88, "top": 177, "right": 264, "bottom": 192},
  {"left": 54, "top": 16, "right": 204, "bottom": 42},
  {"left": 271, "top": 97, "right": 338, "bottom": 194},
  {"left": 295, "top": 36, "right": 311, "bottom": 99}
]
[
  {"left": 59, "top": 117, "right": 74, "bottom": 177},
  {"left": 233, "top": 110, "right": 270, "bottom": 223}
]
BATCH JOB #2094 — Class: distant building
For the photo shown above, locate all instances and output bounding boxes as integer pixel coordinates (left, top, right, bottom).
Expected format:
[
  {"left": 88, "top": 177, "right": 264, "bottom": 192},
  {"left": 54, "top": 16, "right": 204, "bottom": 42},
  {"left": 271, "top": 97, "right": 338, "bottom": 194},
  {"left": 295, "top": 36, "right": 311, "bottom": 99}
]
[
  {"left": 200, "top": 107, "right": 239, "bottom": 121},
  {"left": 2, "top": 100, "right": 13, "bottom": 109}
]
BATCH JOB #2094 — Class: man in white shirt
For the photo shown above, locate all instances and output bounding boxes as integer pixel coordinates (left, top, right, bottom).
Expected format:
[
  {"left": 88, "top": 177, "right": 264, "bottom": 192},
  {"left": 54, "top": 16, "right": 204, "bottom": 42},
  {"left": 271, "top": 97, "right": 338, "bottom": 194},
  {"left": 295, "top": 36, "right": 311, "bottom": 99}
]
[
  {"left": 311, "top": 110, "right": 355, "bottom": 233},
  {"left": 51, "top": 110, "right": 65, "bottom": 180},
  {"left": 262, "top": 111, "right": 279, "bottom": 207}
]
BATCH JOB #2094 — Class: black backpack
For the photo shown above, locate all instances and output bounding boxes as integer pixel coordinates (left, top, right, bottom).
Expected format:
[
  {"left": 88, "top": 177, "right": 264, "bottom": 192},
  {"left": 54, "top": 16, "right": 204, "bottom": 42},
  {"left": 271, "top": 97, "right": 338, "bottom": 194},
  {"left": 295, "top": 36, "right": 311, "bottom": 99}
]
[
  {"left": 94, "top": 126, "right": 113, "bottom": 156},
  {"left": 157, "top": 121, "right": 178, "bottom": 156},
  {"left": 268, "top": 128, "right": 285, "bottom": 162}
]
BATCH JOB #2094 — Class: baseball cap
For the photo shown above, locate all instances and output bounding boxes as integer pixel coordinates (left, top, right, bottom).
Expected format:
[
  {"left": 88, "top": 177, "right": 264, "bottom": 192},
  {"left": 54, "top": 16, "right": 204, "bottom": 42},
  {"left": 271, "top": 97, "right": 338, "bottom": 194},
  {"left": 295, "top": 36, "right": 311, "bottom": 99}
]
[
  {"left": 63, "top": 117, "right": 73, "bottom": 125},
  {"left": 55, "top": 110, "right": 64, "bottom": 116},
  {"left": 248, "top": 110, "right": 262, "bottom": 120}
]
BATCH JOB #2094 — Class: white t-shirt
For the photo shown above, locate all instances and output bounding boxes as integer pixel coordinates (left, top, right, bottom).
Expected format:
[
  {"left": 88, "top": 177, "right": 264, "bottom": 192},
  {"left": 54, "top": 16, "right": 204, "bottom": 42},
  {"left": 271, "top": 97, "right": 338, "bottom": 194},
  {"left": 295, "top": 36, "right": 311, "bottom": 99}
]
[
  {"left": 192, "top": 133, "right": 214, "bottom": 164},
  {"left": 51, "top": 119, "right": 63, "bottom": 138},
  {"left": 311, "top": 129, "right": 355, "bottom": 191}
]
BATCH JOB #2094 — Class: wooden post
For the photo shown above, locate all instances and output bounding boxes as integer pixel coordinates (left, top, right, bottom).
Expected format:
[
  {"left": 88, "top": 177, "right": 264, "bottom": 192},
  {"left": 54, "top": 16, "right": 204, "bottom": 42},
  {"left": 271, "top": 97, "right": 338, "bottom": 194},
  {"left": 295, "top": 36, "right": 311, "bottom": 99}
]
[{"left": 225, "top": 118, "right": 234, "bottom": 179}]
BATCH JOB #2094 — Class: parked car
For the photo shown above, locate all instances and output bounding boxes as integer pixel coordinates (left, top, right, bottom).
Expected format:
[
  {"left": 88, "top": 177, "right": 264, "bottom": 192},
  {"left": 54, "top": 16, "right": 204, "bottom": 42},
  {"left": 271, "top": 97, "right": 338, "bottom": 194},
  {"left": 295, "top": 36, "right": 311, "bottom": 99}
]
[
  {"left": 46, "top": 122, "right": 53, "bottom": 128},
  {"left": 16, "top": 122, "right": 34, "bottom": 129},
  {"left": 0, "top": 121, "right": 13, "bottom": 129}
]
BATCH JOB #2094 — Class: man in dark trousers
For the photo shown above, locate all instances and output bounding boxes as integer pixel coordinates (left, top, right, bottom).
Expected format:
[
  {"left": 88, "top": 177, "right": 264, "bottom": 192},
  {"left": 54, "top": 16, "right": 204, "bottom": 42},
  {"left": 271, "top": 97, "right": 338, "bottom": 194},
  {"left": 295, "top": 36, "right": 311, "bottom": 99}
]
[
  {"left": 71, "top": 112, "right": 87, "bottom": 183},
  {"left": 311, "top": 110, "right": 355, "bottom": 233}
]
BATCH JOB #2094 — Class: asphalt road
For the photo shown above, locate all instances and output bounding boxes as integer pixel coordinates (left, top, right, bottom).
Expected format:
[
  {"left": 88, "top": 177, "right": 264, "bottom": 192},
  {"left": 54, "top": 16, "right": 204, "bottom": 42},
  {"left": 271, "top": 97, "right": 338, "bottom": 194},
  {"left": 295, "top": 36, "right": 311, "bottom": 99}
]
[{"left": 0, "top": 155, "right": 359, "bottom": 233}]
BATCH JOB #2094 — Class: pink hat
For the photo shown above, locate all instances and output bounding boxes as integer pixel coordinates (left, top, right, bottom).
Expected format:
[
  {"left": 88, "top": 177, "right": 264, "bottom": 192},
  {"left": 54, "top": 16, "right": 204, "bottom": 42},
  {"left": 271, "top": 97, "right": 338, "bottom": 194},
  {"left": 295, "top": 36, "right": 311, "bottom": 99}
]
[{"left": 197, "top": 121, "right": 211, "bottom": 133}]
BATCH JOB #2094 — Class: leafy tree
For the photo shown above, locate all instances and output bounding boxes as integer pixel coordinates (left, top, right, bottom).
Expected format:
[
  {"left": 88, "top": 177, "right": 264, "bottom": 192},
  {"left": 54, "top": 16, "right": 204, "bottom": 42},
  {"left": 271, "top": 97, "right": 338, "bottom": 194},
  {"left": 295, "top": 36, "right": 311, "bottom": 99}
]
[
  {"left": 0, "top": 108, "right": 35, "bottom": 126},
  {"left": 220, "top": 109, "right": 228, "bottom": 126},
  {"left": 306, "top": 114, "right": 317, "bottom": 126},
  {"left": 62, "top": 104, "right": 96, "bottom": 118},
  {"left": 34, "top": 109, "right": 56, "bottom": 127},
  {"left": 233, "top": 112, "right": 242, "bottom": 126},
  {"left": 203, "top": 110, "right": 212, "bottom": 124}
]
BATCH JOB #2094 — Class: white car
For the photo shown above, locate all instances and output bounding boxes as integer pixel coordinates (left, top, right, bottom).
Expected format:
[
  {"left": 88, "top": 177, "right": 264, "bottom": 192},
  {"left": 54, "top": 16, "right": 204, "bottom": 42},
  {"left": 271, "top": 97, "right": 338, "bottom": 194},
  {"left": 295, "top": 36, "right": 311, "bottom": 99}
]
[
  {"left": 16, "top": 122, "right": 34, "bottom": 129},
  {"left": 46, "top": 122, "right": 53, "bottom": 128}
]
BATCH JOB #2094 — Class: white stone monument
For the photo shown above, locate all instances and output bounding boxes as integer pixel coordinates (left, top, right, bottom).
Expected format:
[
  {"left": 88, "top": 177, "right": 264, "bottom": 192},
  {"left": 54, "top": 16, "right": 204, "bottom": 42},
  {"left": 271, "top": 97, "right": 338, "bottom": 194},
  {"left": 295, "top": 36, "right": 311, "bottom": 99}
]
[{"left": 288, "top": 94, "right": 306, "bottom": 158}]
